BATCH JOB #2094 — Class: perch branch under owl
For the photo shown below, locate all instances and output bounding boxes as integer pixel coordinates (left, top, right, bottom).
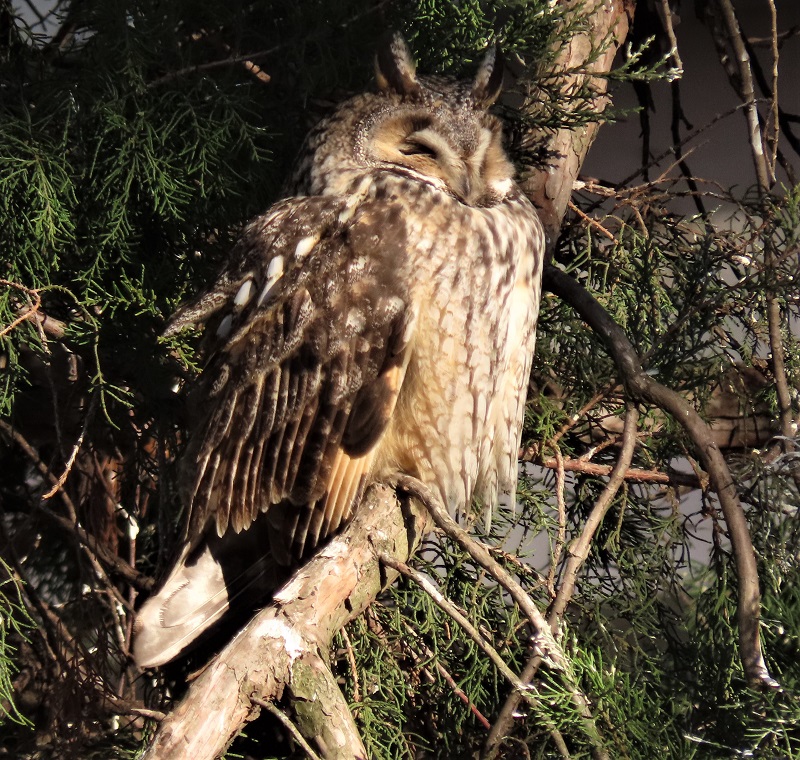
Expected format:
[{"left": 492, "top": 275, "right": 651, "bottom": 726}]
[{"left": 140, "top": 483, "right": 424, "bottom": 760}]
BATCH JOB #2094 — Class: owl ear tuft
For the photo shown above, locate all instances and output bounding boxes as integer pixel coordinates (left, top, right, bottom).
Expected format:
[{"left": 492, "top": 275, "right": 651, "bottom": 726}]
[
  {"left": 471, "top": 44, "right": 504, "bottom": 107},
  {"left": 375, "top": 32, "right": 420, "bottom": 96}
]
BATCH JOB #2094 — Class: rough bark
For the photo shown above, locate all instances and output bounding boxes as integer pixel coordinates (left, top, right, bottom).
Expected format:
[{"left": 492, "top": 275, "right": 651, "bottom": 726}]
[
  {"left": 141, "top": 485, "right": 432, "bottom": 759},
  {"left": 520, "top": 0, "right": 634, "bottom": 251}
]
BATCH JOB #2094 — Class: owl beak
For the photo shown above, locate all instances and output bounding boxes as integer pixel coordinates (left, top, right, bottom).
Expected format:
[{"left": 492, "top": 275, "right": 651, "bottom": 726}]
[
  {"left": 458, "top": 173, "right": 472, "bottom": 202},
  {"left": 455, "top": 164, "right": 484, "bottom": 205}
]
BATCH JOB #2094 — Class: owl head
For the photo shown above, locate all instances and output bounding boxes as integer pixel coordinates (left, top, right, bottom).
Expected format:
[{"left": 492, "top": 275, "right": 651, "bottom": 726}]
[{"left": 291, "top": 34, "right": 515, "bottom": 208}]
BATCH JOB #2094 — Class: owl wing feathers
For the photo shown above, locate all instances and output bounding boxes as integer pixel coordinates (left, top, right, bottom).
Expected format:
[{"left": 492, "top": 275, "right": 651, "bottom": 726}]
[
  {"left": 133, "top": 189, "right": 416, "bottom": 666},
  {"left": 175, "top": 190, "right": 415, "bottom": 563}
]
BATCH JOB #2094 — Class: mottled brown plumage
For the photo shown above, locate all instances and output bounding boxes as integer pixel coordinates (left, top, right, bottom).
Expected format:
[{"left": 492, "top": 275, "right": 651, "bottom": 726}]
[{"left": 133, "top": 35, "right": 545, "bottom": 667}]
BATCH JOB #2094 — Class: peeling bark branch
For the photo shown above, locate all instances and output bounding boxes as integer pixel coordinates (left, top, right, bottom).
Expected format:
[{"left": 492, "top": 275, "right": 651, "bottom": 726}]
[
  {"left": 141, "top": 485, "right": 431, "bottom": 759},
  {"left": 520, "top": 0, "right": 632, "bottom": 250}
]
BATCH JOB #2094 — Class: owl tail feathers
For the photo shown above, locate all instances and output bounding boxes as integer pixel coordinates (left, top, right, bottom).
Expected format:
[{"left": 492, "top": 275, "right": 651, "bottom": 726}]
[{"left": 132, "top": 521, "right": 279, "bottom": 668}]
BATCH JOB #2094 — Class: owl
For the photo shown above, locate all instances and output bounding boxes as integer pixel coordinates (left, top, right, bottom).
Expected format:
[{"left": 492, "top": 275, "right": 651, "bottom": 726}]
[{"left": 133, "top": 34, "right": 545, "bottom": 668}]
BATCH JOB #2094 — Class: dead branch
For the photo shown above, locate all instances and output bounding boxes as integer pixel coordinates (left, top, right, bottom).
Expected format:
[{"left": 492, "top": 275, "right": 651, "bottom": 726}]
[
  {"left": 393, "top": 476, "right": 562, "bottom": 668},
  {"left": 379, "top": 553, "right": 544, "bottom": 707},
  {"left": 548, "top": 403, "right": 638, "bottom": 623},
  {"left": 0, "top": 418, "right": 152, "bottom": 592},
  {"left": 535, "top": 455, "right": 700, "bottom": 488},
  {"left": 0, "top": 279, "right": 43, "bottom": 338},
  {"left": 399, "top": 621, "right": 492, "bottom": 730},
  {"left": 0, "top": 525, "right": 159, "bottom": 725},
  {"left": 148, "top": 49, "right": 274, "bottom": 88},
  {"left": 547, "top": 447, "right": 567, "bottom": 596}
]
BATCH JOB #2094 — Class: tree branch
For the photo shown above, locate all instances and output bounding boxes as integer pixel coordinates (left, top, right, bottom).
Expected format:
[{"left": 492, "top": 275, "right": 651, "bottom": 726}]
[
  {"left": 392, "top": 475, "right": 608, "bottom": 760},
  {"left": 484, "top": 405, "right": 637, "bottom": 760},
  {"left": 0, "top": 419, "right": 152, "bottom": 592},
  {"left": 140, "top": 484, "right": 431, "bottom": 759},
  {"left": 543, "top": 264, "right": 778, "bottom": 688},
  {"left": 519, "top": 0, "right": 633, "bottom": 250},
  {"left": 702, "top": 0, "right": 773, "bottom": 188},
  {"left": 380, "top": 552, "right": 572, "bottom": 760}
]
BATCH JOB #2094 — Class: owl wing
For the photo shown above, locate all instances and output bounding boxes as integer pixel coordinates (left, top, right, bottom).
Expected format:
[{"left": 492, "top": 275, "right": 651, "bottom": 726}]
[
  {"left": 133, "top": 189, "right": 417, "bottom": 667},
  {"left": 171, "top": 189, "right": 415, "bottom": 563}
]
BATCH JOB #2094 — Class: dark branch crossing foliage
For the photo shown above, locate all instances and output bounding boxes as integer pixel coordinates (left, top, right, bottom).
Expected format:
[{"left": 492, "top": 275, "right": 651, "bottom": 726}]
[{"left": 1, "top": 0, "right": 799, "bottom": 758}]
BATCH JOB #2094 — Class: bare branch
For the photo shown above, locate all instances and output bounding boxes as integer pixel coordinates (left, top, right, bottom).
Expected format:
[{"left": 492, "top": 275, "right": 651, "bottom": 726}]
[
  {"left": 548, "top": 403, "right": 638, "bottom": 623},
  {"left": 400, "top": 621, "right": 492, "bottom": 730},
  {"left": 535, "top": 455, "right": 701, "bottom": 488},
  {"left": 703, "top": 0, "right": 773, "bottom": 188},
  {"left": 0, "top": 279, "right": 42, "bottom": 338},
  {"left": 486, "top": 405, "right": 638, "bottom": 758},
  {"left": 543, "top": 264, "right": 778, "bottom": 688},
  {"left": 0, "top": 419, "right": 152, "bottom": 592},
  {"left": 140, "top": 484, "right": 431, "bottom": 759}
]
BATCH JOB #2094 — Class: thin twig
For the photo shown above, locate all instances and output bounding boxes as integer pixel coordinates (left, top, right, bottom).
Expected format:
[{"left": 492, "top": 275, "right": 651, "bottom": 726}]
[
  {"left": 535, "top": 456, "right": 700, "bottom": 488},
  {"left": 401, "top": 622, "right": 492, "bottom": 730},
  {"left": 0, "top": 419, "right": 152, "bottom": 591},
  {"left": 548, "top": 403, "right": 638, "bottom": 623},
  {"left": 613, "top": 102, "right": 749, "bottom": 188},
  {"left": 0, "top": 279, "right": 42, "bottom": 338},
  {"left": 549, "top": 386, "right": 617, "bottom": 446},
  {"left": 568, "top": 200, "right": 616, "bottom": 240},
  {"left": 0, "top": 523, "right": 157, "bottom": 722},
  {"left": 766, "top": 0, "right": 780, "bottom": 178},
  {"left": 391, "top": 476, "right": 608, "bottom": 759},
  {"left": 339, "top": 626, "right": 361, "bottom": 703},
  {"left": 709, "top": 0, "right": 772, "bottom": 187},
  {"left": 548, "top": 446, "right": 567, "bottom": 597},
  {"left": 392, "top": 476, "right": 563, "bottom": 669},
  {"left": 659, "top": 0, "right": 683, "bottom": 75},
  {"left": 148, "top": 49, "right": 275, "bottom": 88},
  {"left": 251, "top": 697, "right": 324, "bottom": 760},
  {"left": 42, "top": 395, "right": 97, "bottom": 499},
  {"left": 378, "top": 552, "right": 571, "bottom": 759},
  {"left": 147, "top": 0, "right": 393, "bottom": 89},
  {"left": 487, "top": 405, "right": 637, "bottom": 759}
]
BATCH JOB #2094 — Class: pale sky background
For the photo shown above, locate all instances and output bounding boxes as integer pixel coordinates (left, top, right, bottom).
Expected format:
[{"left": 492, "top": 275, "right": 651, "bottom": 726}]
[{"left": 584, "top": 0, "right": 800, "bottom": 201}]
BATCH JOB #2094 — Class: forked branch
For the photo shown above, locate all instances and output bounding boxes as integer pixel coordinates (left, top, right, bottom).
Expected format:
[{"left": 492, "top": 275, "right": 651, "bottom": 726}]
[
  {"left": 543, "top": 264, "right": 778, "bottom": 688},
  {"left": 141, "top": 484, "right": 431, "bottom": 760}
]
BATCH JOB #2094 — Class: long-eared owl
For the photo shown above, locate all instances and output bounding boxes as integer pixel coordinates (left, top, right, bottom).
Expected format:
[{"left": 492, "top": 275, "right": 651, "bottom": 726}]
[{"left": 133, "top": 34, "right": 545, "bottom": 667}]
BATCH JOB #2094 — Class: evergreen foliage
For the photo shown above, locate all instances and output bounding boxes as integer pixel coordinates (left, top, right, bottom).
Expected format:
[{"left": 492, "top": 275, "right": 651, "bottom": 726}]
[{"left": 1, "top": 1, "right": 798, "bottom": 758}]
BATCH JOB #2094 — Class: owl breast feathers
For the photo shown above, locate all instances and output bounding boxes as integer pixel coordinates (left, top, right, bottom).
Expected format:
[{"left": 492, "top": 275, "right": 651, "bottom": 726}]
[{"left": 133, "top": 34, "right": 545, "bottom": 667}]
